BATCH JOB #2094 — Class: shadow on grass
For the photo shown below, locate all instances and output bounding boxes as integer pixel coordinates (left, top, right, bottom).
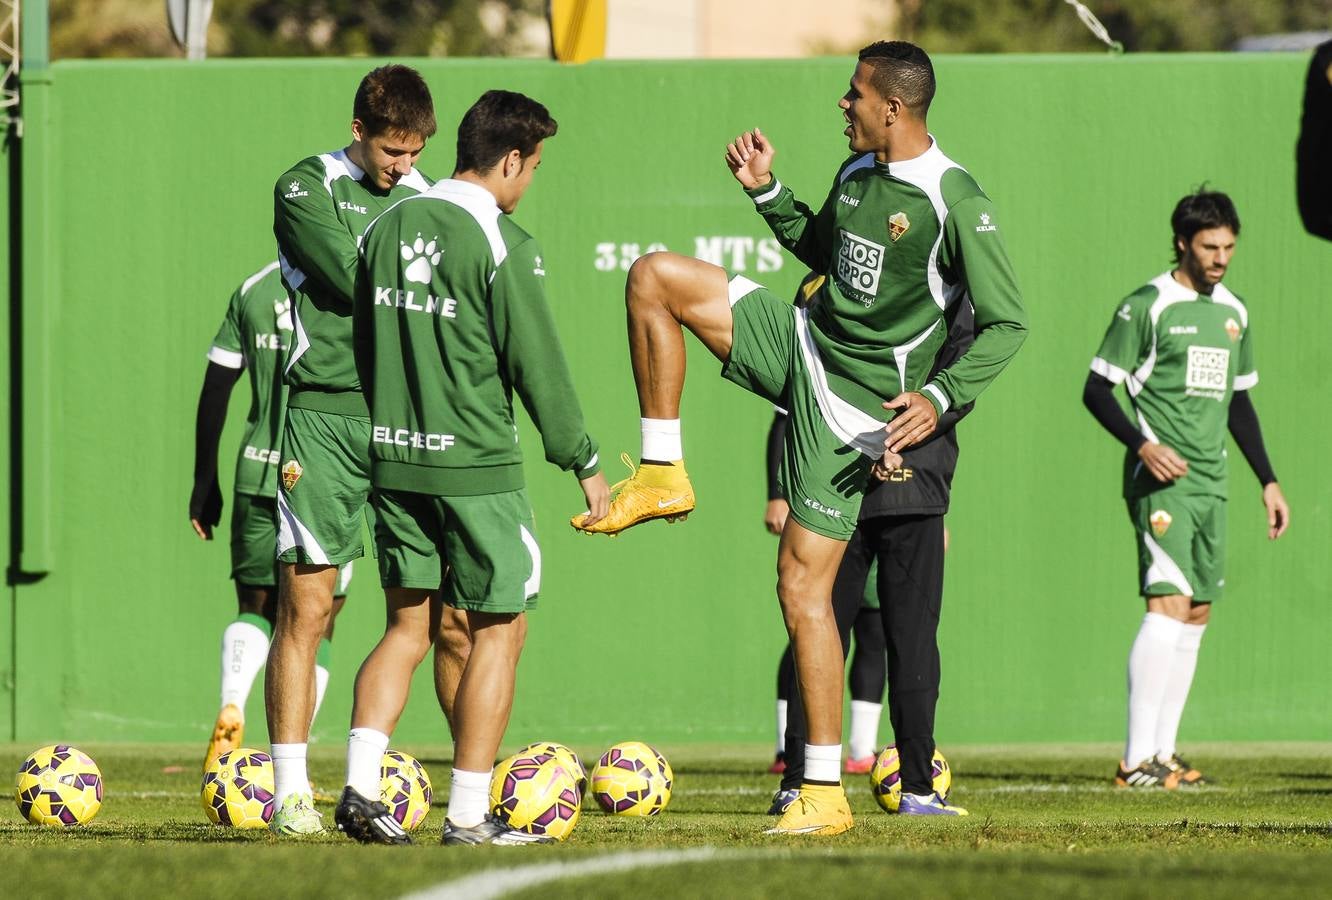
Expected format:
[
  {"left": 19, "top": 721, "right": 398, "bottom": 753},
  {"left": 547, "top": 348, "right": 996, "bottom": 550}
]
[
  {"left": 1276, "top": 772, "right": 1332, "bottom": 781},
  {"left": 958, "top": 770, "right": 1109, "bottom": 785}
]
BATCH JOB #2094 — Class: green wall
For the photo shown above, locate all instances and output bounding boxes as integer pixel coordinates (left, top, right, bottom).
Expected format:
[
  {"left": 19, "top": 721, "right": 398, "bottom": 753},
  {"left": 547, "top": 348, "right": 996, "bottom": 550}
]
[{"left": 8, "top": 53, "right": 1330, "bottom": 750}]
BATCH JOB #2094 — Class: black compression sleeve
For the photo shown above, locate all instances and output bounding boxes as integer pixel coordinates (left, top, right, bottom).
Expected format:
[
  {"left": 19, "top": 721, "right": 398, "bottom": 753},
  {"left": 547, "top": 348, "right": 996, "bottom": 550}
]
[
  {"left": 191, "top": 362, "right": 241, "bottom": 523},
  {"left": 1228, "top": 390, "right": 1277, "bottom": 486},
  {"left": 766, "top": 411, "right": 787, "bottom": 500},
  {"left": 1082, "top": 372, "right": 1146, "bottom": 451}
]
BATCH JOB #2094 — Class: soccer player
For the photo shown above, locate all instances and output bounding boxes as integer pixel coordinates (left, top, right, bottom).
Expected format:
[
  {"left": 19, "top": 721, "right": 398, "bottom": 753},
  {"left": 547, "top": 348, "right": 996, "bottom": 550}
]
[
  {"left": 190, "top": 262, "right": 353, "bottom": 773},
  {"left": 337, "top": 89, "right": 608, "bottom": 846},
  {"left": 265, "top": 64, "right": 436, "bottom": 836},
  {"left": 1083, "top": 189, "right": 1290, "bottom": 789},
  {"left": 573, "top": 41, "right": 1027, "bottom": 835},
  {"left": 771, "top": 293, "right": 974, "bottom": 817}
]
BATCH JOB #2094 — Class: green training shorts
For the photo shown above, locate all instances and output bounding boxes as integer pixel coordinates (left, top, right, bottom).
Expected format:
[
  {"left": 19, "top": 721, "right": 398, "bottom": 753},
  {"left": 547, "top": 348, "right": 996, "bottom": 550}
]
[
  {"left": 1128, "top": 488, "right": 1227, "bottom": 604},
  {"left": 230, "top": 492, "right": 279, "bottom": 587},
  {"left": 232, "top": 492, "right": 354, "bottom": 596},
  {"left": 721, "top": 276, "right": 882, "bottom": 541},
  {"left": 276, "top": 407, "right": 373, "bottom": 566},
  {"left": 373, "top": 487, "right": 540, "bottom": 614}
]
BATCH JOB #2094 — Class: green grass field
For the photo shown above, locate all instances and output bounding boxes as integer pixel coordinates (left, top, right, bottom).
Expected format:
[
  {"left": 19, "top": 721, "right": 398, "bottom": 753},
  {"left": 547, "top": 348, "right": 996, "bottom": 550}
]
[{"left": 4, "top": 742, "right": 1332, "bottom": 899}]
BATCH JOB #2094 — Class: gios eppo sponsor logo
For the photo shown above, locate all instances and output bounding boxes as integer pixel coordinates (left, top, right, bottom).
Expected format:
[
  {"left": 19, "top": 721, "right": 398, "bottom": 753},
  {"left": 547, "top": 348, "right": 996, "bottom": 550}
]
[
  {"left": 1185, "top": 345, "right": 1229, "bottom": 399},
  {"left": 834, "top": 228, "right": 885, "bottom": 306}
]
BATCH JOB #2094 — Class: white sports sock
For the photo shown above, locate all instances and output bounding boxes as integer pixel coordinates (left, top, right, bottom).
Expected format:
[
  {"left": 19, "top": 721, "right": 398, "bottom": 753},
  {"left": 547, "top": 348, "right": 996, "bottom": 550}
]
[
  {"left": 848, "top": 700, "right": 883, "bottom": 760},
  {"left": 775, "top": 700, "right": 788, "bottom": 754},
  {"left": 1125, "top": 612, "right": 1184, "bottom": 768},
  {"left": 345, "top": 727, "right": 390, "bottom": 800},
  {"left": 1155, "top": 623, "right": 1206, "bottom": 763},
  {"left": 271, "top": 743, "right": 310, "bottom": 807},
  {"left": 219, "top": 620, "right": 269, "bottom": 712},
  {"left": 447, "top": 767, "right": 493, "bottom": 828},
  {"left": 804, "top": 743, "right": 842, "bottom": 784},
  {"left": 312, "top": 664, "right": 330, "bottom": 726},
  {"left": 641, "top": 418, "right": 682, "bottom": 461}
]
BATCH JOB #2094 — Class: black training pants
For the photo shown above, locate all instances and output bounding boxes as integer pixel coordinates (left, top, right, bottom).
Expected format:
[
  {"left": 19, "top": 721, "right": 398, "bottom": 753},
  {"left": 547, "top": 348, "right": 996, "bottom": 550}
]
[{"left": 780, "top": 514, "right": 945, "bottom": 795}]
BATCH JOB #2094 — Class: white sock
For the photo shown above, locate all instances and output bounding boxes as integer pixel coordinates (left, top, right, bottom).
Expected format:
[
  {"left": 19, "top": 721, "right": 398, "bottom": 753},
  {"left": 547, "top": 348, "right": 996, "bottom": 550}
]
[
  {"left": 1125, "top": 612, "right": 1184, "bottom": 768},
  {"left": 804, "top": 743, "right": 841, "bottom": 784},
  {"left": 219, "top": 620, "right": 269, "bottom": 711},
  {"left": 641, "top": 417, "right": 682, "bottom": 461},
  {"left": 312, "top": 665, "right": 330, "bottom": 727},
  {"left": 1156, "top": 623, "right": 1206, "bottom": 763},
  {"left": 271, "top": 742, "right": 310, "bottom": 807},
  {"left": 775, "top": 700, "right": 788, "bottom": 754},
  {"left": 848, "top": 700, "right": 883, "bottom": 760},
  {"left": 447, "top": 767, "right": 493, "bottom": 828},
  {"left": 345, "top": 727, "right": 390, "bottom": 800}
]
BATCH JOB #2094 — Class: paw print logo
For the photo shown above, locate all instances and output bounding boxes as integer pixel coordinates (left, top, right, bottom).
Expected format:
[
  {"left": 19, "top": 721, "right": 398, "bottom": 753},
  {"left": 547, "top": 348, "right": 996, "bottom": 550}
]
[
  {"left": 274, "top": 298, "right": 293, "bottom": 332},
  {"left": 288, "top": 181, "right": 301, "bottom": 193},
  {"left": 401, "top": 234, "right": 442, "bottom": 285},
  {"left": 979, "top": 213, "right": 990, "bottom": 226}
]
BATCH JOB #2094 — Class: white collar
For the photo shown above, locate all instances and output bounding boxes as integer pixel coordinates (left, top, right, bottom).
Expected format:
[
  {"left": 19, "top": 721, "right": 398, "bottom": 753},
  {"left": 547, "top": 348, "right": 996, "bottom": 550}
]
[
  {"left": 876, "top": 136, "right": 943, "bottom": 178},
  {"left": 429, "top": 178, "right": 500, "bottom": 210},
  {"left": 332, "top": 148, "right": 366, "bottom": 182}
]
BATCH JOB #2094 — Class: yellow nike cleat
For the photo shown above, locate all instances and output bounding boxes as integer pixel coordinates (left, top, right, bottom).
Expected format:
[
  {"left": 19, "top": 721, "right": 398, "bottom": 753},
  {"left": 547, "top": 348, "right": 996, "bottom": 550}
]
[
  {"left": 763, "top": 783, "right": 854, "bottom": 836},
  {"left": 571, "top": 453, "right": 695, "bottom": 536},
  {"left": 202, "top": 703, "right": 244, "bottom": 773}
]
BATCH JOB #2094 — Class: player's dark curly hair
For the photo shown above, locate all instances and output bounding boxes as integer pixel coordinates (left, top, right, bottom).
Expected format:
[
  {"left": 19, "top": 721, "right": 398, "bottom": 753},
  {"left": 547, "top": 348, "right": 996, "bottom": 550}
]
[
  {"left": 857, "top": 41, "right": 936, "bottom": 116},
  {"left": 1170, "top": 187, "right": 1240, "bottom": 263},
  {"left": 454, "top": 90, "right": 558, "bottom": 175},
  {"left": 353, "top": 65, "right": 437, "bottom": 140}
]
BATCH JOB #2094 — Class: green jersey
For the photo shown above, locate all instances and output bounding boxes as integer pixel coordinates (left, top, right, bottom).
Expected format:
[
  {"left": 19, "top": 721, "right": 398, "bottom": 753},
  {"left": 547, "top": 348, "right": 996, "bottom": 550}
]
[
  {"left": 354, "top": 178, "right": 601, "bottom": 496},
  {"left": 274, "top": 149, "right": 431, "bottom": 407},
  {"left": 207, "top": 261, "right": 291, "bottom": 497},
  {"left": 1091, "top": 271, "right": 1257, "bottom": 499},
  {"left": 746, "top": 142, "right": 1027, "bottom": 421}
]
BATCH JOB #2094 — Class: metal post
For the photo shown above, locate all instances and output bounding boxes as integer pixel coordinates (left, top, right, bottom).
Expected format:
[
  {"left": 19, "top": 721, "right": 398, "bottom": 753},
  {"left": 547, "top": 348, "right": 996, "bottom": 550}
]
[{"left": 16, "top": 0, "right": 53, "bottom": 576}]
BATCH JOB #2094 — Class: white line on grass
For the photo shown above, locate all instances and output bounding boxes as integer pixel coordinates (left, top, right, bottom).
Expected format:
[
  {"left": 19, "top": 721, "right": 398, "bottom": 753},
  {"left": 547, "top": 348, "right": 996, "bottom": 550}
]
[{"left": 402, "top": 847, "right": 740, "bottom": 900}]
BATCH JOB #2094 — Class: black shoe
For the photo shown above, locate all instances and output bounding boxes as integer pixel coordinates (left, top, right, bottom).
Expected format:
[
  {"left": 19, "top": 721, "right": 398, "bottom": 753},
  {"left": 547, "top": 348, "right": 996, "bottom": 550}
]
[
  {"left": 441, "top": 813, "right": 555, "bottom": 846},
  {"left": 1114, "top": 759, "right": 1179, "bottom": 790},
  {"left": 334, "top": 786, "right": 412, "bottom": 845}
]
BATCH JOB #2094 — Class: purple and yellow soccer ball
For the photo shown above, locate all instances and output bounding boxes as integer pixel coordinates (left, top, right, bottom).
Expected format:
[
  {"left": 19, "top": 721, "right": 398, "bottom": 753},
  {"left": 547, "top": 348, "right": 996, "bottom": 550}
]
[
  {"left": 200, "top": 748, "right": 274, "bottom": 829},
  {"left": 590, "top": 741, "right": 673, "bottom": 817},
  {"left": 380, "top": 749, "right": 432, "bottom": 831},
  {"left": 15, "top": 744, "right": 104, "bottom": 828},
  {"left": 489, "top": 751, "right": 581, "bottom": 842},
  {"left": 514, "top": 741, "right": 587, "bottom": 795},
  {"left": 869, "top": 745, "right": 952, "bottom": 813}
]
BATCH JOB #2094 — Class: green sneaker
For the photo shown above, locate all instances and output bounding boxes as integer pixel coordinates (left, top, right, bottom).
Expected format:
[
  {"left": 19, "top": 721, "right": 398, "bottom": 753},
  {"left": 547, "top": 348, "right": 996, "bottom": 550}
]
[{"left": 269, "top": 793, "right": 325, "bottom": 836}]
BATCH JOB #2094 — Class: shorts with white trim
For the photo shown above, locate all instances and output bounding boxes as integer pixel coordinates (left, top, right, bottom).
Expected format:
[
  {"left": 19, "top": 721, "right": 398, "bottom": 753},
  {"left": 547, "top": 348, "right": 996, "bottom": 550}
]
[
  {"left": 373, "top": 487, "right": 540, "bottom": 613},
  {"left": 1128, "top": 488, "right": 1226, "bottom": 604},
  {"left": 232, "top": 492, "right": 355, "bottom": 595},
  {"left": 720, "top": 276, "right": 881, "bottom": 541},
  {"left": 276, "top": 407, "right": 373, "bottom": 566}
]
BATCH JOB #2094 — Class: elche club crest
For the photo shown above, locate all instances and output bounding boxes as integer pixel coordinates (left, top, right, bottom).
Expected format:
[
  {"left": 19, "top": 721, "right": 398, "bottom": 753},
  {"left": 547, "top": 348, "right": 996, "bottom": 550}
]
[
  {"left": 1149, "top": 509, "right": 1172, "bottom": 537},
  {"left": 888, "top": 212, "right": 910, "bottom": 242},
  {"left": 281, "top": 459, "right": 303, "bottom": 491},
  {"left": 1224, "top": 318, "right": 1240, "bottom": 342}
]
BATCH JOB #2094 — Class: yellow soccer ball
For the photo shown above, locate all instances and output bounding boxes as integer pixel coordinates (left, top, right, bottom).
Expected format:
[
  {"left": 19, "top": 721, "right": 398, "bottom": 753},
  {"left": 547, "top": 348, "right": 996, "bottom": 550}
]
[
  {"left": 15, "top": 744, "right": 104, "bottom": 827},
  {"left": 490, "top": 751, "right": 581, "bottom": 842},
  {"left": 380, "top": 749, "right": 433, "bottom": 831},
  {"left": 200, "top": 748, "right": 274, "bottom": 828},
  {"left": 869, "top": 745, "right": 952, "bottom": 813},
  {"left": 589, "top": 741, "right": 673, "bottom": 817}
]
